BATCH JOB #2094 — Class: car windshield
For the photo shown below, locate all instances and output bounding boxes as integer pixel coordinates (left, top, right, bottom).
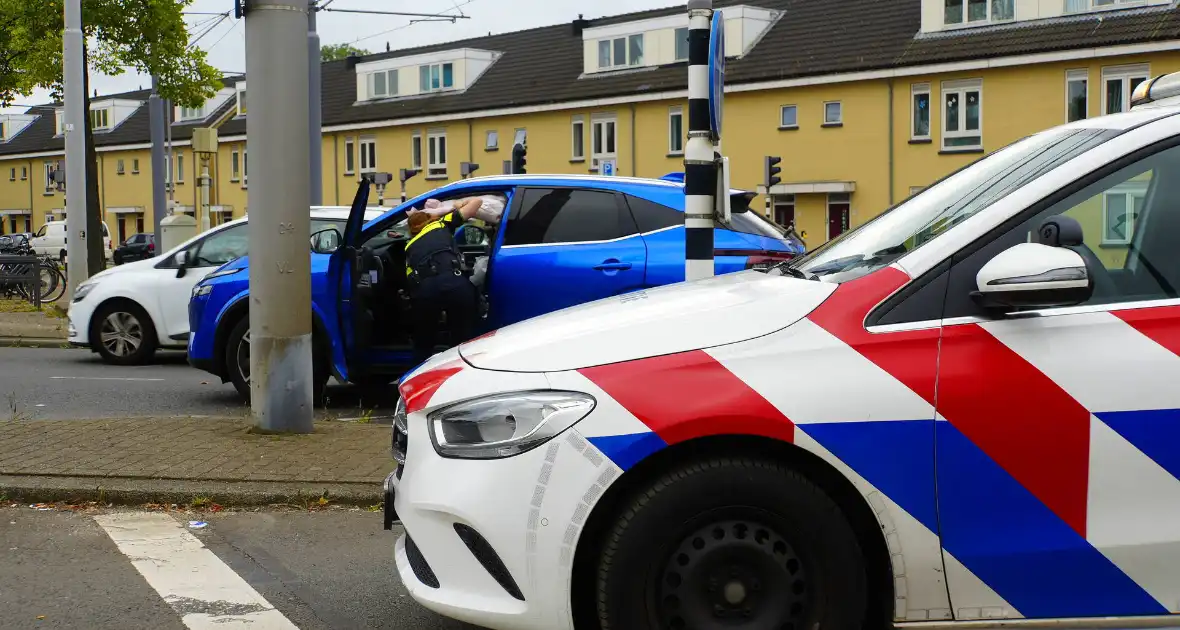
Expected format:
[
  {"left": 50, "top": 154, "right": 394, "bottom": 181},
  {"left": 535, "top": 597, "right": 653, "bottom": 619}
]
[{"left": 787, "top": 127, "right": 1119, "bottom": 283}]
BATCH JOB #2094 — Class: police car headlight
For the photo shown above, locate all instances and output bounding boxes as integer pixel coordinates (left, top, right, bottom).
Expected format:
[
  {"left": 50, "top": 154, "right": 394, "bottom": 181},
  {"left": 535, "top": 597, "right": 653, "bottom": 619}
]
[{"left": 427, "top": 390, "right": 596, "bottom": 459}]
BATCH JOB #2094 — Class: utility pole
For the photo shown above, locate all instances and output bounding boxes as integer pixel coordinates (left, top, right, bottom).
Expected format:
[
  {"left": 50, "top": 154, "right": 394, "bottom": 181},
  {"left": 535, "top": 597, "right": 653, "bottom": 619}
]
[
  {"left": 149, "top": 76, "right": 167, "bottom": 250},
  {"left": 308, "top": 0, "right": 323, "bottom": 206},
  {"left": 63, "top": 0, "right": 89, "bottom": 295},
  {"left": 684, "top": 0, "right": 716, "bottom": 281},
  {"left": 245, "top": 0, "right": 314, "bottom": 433}
]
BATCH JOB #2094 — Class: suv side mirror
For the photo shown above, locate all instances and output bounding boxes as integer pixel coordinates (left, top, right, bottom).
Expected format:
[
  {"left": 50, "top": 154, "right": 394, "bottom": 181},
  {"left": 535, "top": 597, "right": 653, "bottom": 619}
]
[
  {"left": 175, "top": 249, "right": 189, "bottom": 278},
  {"left": 971, "top": 242, "right": 1092, "bottom": 311},
  {"left": 310, "top": 227, "right": 343, "bottom": 254}
]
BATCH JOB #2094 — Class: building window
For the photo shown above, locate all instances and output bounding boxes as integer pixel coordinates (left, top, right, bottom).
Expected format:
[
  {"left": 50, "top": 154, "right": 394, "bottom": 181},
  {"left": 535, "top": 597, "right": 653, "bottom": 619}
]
[
  {"left": 591, "top": 114, "right": 617, "bottom": 170},
  {"left": 571, "top": 115, "right": 585, "bottom": 160},
  {"left": 359, "top": 136, "right": 377, "bottom": 173},
  {"left": 411, "top": 132, "right": 422, "bottom": 169},
  {"left": 485, "top": 130, "right": 498, "bottom": 150},
  {"left": 427, "top": 129, "right": 447, "bottom": 178},
  {"left": 116, "top": 159, "right": 125, "bottom": 175},
  {"left": 942, "top": 79, "right": 983, "bottom": 150},
  {"left": 230, "top": 149, "right": 240, "bottom": 181},
  {"left": 344, "top": 137, "right": 355, "bottom": 174},
  {"left": 513, "top": 128, "right": 527, "bottom": 149},
  {"left": 130, "top": 160, "right": 137, "bottom": 175},
  {"left": 90, "top": 108, "right": 110, "bottom": 130},
  {"left": 237, "top": 87, "right": 247, "bottom": 116},
  {"left": 1102, "top": 185, "right": 1145, "bottom": 246},
  {"left": 1103, "top": 64, "right": 1149, "bottom": 115},
  {"left": 668, "top": 106, "right": 684, "bottom": 155},
  {"left": 419, "top": 62, "right": 454, "bottom": 92},
  {"left": 945, "top": 0, "right": 1014, "bottom": 24},
  {"left": 8, "top": 168, "right": 14, "bottom": 181},
  {"left": 1067, "top": 69, "right": 1089, "bottom": 122},
  {"left": 179, "top": 105, "right": 204, "bottom": 121},
  {"left": 823, "top": 101, "right": 843, "bottom": 126},
  {"left": 780, "top": 105, "right": 798, "bottom": 129},
  {"left": 912, "top": 83, "right": 931, "bottom": 139},
  {"left": 1065, "top": 0, "right": 1137, "bottom": 13},
  {"left": 164, "top": 154, "right": 171, "bottom": 185},
  {"left": 675, "top": 27, "right": 689, "bottom": 62},
  {"left": 597, "top": 34, "right": 644, "bottom": 69},
  {"left": 370, "top": 69, "right": 398, "bottom": 99},
  {"left": 43, "top": 162, "right": 56, "bottom": 193},
  {"left": 55, "top": 111, "right": 64, "bottom": 135},
  {"left": 243, "top": 148, "right": 248, "bottom": 184},
  {"left": 175, "top": 153, "right": 184, "bottom": 183}
]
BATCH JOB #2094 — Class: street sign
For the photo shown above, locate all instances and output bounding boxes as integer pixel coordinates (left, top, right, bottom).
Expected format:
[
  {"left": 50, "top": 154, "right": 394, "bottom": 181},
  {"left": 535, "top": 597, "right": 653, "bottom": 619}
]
[
  {"left": 708, "top": 10, "right": 725, "bottom": 139},
  {"left": 601, "top": 159, "right": 616, "bottom": 176}
]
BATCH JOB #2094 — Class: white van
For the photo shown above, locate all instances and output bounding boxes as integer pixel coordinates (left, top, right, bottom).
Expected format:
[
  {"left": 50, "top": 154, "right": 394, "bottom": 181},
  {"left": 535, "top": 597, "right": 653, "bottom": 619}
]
[{"left": 29, "top": 220, "right": 113, "bottom": 262}]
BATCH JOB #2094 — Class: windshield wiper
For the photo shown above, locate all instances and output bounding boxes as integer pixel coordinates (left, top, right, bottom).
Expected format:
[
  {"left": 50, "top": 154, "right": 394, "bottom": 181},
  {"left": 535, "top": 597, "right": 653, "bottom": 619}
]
[{"left": 771, "top": 260, "right": 818, "bottom": 281}]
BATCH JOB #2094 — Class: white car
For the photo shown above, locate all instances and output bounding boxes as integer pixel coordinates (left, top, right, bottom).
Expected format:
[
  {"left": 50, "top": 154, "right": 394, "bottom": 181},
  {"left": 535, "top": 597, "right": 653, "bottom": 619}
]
[
  {"left": 386, "top": 76, "right": 1180, "bottom": 629},
  {"left": 68, "top": 207, "right": 380, "bottom": 365},
  {"left": 30, "top": 219, "right": 114, "bottom": 262}
]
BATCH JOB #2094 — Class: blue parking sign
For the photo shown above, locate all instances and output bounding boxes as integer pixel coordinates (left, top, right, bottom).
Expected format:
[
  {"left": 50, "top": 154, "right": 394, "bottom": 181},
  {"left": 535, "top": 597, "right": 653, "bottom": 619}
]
[
  {"left": 602, "top": 160, "right": 615, "bottom": 176},
  {"left": 708, "top": 10, "right": 725, "bottom": 138}
]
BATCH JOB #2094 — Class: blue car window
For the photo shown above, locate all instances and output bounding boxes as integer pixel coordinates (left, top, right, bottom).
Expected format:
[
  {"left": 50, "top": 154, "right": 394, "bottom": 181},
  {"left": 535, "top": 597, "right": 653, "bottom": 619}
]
[
  {"left": 625, "top": 195, "right": 683, "bottom": 233},
  {"left": 504, "top": 188, "right": 633, "bottom": 245}
]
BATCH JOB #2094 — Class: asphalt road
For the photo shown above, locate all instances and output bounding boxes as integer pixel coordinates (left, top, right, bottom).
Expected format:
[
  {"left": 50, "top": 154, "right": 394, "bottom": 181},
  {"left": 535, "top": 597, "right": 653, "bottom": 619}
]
[
  {"left": 0, "top": 347, "right": 400, "bottom": 421},
  {"left": 2, "top": 505, "right": 482, "bottom": 630}
]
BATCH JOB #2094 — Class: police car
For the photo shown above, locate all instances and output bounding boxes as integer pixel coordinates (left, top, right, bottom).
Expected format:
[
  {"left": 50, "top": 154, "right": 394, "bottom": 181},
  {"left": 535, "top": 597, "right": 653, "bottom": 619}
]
[
  {"left": 386, "top": 73, "right": 1180, "bottom": 630},
  {"left": 187, "top": 174, "right": 802, "bottom": 401}
]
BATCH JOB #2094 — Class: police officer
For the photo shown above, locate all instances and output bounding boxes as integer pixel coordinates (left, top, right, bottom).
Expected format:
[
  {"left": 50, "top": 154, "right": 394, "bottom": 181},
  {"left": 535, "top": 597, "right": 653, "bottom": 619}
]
[{"left": 405, "top": 197, "right": 482, "bottom": 365}]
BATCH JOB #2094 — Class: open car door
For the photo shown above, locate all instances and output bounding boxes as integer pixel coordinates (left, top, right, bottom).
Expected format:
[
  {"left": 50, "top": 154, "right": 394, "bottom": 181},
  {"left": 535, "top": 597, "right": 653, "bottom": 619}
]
[{"left": 326, "top": 177, "right": 373, "bottom": 383}]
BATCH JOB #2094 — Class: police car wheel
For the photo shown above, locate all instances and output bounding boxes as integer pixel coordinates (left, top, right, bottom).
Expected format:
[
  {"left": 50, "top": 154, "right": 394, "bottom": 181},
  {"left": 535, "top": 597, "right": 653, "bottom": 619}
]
[
  {"left": 225, "top": 317, "right": 329, "bottom": 405},
  {"left": 595, "top": 457, "right": 867, "bottom": 630}
]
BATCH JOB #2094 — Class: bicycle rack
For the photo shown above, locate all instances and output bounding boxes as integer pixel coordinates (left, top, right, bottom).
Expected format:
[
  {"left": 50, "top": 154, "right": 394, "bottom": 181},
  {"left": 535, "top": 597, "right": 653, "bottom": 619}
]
[{"left": 0, "top": 254, "right": 43, "bottom": 308}]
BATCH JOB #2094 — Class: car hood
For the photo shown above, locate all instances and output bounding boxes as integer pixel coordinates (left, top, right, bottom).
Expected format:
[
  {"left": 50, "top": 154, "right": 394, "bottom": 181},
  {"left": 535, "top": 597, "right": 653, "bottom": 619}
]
[
  {"left": 85, "top": 257, "right": 156, "bottom": 281},
  {"left": 459, "top": 270, "right": 838, "bottom": 373}
]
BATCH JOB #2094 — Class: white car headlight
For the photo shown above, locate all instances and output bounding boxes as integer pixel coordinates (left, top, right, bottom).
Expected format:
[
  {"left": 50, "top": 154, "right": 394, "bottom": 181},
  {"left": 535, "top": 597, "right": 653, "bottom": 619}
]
[
  {"left": 72, "top": 282, "right": 95, "bottom": 301},
  {"left": 428, "top": 390, "right": 596, "bottom": 459}
]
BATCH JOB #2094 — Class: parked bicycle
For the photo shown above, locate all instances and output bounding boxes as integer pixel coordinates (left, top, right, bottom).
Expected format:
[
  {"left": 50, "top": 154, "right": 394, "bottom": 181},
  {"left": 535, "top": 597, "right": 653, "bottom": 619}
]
[{"left": 0, "top": 239, "right": 66, "bottom": 304}]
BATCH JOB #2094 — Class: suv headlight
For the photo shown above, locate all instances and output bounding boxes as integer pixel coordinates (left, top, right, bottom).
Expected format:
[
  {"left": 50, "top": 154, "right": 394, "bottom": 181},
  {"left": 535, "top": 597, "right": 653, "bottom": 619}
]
[{"left": 427, "top": 390, "right": 596, "bottom": 459}]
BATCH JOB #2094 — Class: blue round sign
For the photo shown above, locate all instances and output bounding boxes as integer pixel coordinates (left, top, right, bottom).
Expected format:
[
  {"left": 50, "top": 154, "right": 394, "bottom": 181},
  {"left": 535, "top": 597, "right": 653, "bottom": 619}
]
[{"left": 707, "top": 10, "right": 726, "bottom": 138}]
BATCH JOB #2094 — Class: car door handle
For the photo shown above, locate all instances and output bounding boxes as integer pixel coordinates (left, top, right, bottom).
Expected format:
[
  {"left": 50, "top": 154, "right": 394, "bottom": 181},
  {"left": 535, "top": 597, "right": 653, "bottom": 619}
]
[{"left": 594, "top": 261, "right": 632, "bottom": 271}]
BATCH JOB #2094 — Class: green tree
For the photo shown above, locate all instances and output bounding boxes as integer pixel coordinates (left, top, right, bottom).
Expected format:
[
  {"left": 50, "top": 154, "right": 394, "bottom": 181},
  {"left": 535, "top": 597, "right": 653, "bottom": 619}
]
[
  {"left": 320, "top": 43, "right": 370, "bottom": 62},
  {"left": 0, "top": 0, "right": 222, "bottom": 277}
]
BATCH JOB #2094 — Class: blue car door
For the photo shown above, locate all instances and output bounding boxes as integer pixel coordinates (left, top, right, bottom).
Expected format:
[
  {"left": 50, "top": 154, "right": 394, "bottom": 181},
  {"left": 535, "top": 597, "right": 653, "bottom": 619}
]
[
  {"left": 325, "top": 178, "right": 373, "bottom": 382},
  {"left": 487, "top": 187, "right": 647, "bottom": 327}
]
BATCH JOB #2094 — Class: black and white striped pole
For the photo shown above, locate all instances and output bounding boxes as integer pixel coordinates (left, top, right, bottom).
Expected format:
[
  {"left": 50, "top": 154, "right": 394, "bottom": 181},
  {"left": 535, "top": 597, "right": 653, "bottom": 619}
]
[{"left": 684, "top": 0, "right": 718, "bottom": 281}]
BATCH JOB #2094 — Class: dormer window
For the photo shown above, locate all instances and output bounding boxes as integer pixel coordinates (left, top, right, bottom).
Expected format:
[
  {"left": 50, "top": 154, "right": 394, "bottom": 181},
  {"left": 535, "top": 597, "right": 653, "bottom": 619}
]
[
  {"left": 55, "top": 111, "right": 63, "bottom": 135},
  {"left": 419, "top": 63, "right": 454, "bottom": 92},
  {"left": 369, "top": 69, "right": 398, "bottom": 98},
  {"left": 236, "top": 84, "right": 247, "bottom": 116},
  {"left": 90, "top": 108, "right": 110, "bottom": 130},
  {"left": 598, "top": 34, "right": 644, "bottom": 70},
  {"left": 944, "top": 0, "right": 1014, "bottom": 25},
  {"left": 1065, "top": 0, "right": 1138, "bottom": 11},
  {"left": 178, "top": 105, "right": 204, "bottom": 121},
  {"left": 674, "top": 28, "right": 689, "bottom": 62}
]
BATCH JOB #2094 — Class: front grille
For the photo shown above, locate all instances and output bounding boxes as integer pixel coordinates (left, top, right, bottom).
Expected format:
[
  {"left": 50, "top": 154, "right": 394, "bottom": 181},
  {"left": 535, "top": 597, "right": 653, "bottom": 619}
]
[
  {"left": 392, "top": 396, "right": 408, "bottom": 479},
  {"left": 453, "top": 524, "right": 525, "bottom": 601},
  {"left": 405, "top": 535, "right": 440, "bottom": 588}
]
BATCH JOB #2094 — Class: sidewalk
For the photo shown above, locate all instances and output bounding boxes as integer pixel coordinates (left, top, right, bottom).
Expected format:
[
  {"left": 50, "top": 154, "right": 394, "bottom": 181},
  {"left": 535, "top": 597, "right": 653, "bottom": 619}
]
[
  {"left": 0, "top": 417, "right": 396, "bottom": 507},
  {"left": 0, "top": 299, "right": 68, "bottom": 347}
]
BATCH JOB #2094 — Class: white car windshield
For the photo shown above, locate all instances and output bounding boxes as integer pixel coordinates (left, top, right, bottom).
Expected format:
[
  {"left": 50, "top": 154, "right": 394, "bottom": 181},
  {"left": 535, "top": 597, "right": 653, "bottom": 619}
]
[{"left": 786, "top": 127, "right": 1119, "bottom": 283}]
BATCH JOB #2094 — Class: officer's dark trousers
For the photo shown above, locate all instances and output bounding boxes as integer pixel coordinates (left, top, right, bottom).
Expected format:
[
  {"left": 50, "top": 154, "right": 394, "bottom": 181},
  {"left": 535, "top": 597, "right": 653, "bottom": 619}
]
[{"left": 410, "top": 275, "right": 478, "bottom": 366}]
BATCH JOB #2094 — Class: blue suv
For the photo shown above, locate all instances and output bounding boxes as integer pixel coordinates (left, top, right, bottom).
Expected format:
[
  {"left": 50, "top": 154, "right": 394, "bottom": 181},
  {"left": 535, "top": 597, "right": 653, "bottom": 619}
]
[{"left": 188, "top": 173, "right": 805, "bottom": 401}]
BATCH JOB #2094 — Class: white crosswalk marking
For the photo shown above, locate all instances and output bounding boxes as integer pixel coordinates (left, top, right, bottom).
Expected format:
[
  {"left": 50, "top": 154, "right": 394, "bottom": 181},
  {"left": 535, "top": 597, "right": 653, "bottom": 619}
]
[{"left": 94, "top": 512, "right": 299, "bottom": 630}]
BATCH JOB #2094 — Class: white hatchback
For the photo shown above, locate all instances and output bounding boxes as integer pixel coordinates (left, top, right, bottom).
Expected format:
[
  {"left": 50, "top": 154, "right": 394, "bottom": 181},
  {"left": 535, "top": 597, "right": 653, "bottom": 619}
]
[{"left": 67, "top": 207, "right": 379, "bottom": 365}]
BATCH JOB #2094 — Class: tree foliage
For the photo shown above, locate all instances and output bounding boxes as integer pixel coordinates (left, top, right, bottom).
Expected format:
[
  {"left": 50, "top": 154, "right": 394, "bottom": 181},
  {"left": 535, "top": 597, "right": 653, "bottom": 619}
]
[
  {"left": 321, "top": 43, "right": 370, "bottom": 62},
  {"left": 0, "top": 0, "right": 222, "bottom": 108}
]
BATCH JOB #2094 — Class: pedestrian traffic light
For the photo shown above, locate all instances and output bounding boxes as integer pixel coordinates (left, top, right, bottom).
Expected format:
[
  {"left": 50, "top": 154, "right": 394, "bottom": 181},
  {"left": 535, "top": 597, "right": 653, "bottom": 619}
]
[
  {"left": 511, "top": 142, "right": 527, "bottom": 174},
  {"left": 460, "top": 162, "right": 479, "bottom": 178},
  {"left": 764, "top": 155, "right": 782, "bottom": 189}
]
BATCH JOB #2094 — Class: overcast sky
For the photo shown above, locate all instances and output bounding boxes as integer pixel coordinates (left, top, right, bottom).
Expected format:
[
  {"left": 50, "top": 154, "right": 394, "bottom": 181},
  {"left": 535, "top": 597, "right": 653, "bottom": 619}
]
[{"left": 3, "top": 0, "right": 677, "bottom": 112}]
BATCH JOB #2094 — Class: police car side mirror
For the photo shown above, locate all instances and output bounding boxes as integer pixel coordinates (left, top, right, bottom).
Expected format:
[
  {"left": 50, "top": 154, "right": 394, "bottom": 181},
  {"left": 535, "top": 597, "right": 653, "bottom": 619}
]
[
  {"left": 971, "top": 242, "right": 1092, "bottom": 311},
  {"left": 310, "top": 227, "right": 343, "bottom": 254}
]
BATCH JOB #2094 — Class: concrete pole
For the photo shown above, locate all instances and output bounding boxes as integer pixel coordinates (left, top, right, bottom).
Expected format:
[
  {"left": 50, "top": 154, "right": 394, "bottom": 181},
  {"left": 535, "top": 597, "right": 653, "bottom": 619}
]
[
  {"left": 199, "top": 155, "right": 211, "bottom": 232},
  {"left": 308, "top": 0, "right": 323, "bottom": 206},
  {"left": 165, "top": 100, "right": 174, "bottom": 207},
  {"left": 246, "top": 0, "right": 314, "bottom": 433},
  {"left": 149, "top": 76, "right": 167, "bottom": 250},
  {"left": 63, "top": 0, "right": 89, "bottom": 294},
  {"left": 684, "top": 0, "right": 715, "bottom": 281}
]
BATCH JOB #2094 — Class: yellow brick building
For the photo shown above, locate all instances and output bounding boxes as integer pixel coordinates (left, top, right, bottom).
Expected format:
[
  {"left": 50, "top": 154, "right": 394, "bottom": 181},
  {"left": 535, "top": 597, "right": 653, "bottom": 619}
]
[{"left": 2, "top": 0, "right": 1178, "bottom": 258}]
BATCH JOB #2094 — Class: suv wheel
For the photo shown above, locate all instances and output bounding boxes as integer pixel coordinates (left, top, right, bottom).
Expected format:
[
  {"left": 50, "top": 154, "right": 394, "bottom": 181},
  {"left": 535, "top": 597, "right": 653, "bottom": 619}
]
[
  {"left": 91, "top": 301, "right": 158, "bottom": 366},
  {"left": 225, "top": 317, "right": 328, "bottom": 405}
]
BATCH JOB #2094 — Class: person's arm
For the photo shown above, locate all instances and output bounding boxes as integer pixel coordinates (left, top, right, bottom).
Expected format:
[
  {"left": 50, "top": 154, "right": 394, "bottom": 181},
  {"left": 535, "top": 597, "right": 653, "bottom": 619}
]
[{"left": 450, "top": 197, "right": 481, "bottom": 222}]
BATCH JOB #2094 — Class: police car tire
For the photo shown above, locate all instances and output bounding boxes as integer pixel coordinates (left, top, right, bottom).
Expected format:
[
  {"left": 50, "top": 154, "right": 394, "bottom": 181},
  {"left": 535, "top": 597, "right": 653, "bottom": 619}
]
[
  {"left": 225, "top": 318, "right": 328, "bottom": 406},
  {"left": 595, "top": 456, "right": 867, "bottom": 630}
]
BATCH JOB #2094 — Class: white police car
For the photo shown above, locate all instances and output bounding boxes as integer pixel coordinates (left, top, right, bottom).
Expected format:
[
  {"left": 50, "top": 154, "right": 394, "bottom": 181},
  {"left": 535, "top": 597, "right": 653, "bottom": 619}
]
[{"left": 385, "top": 74, "right": 1180, "bottom": 629}]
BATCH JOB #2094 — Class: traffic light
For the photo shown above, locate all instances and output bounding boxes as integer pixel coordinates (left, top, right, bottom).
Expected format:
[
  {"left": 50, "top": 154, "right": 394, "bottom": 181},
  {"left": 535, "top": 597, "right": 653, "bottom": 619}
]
[
  {"left": 764, "top": 155, "right": 782, "bottom": 189},
  {"left": 511, "top": 142, "right": 527, "bottom": 174}
]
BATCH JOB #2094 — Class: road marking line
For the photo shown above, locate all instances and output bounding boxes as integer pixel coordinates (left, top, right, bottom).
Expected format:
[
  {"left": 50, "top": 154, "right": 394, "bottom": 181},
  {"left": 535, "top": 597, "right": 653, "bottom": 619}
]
[
  {"left": 50, "top": 376, "right": 165, "bottom": 382},
  {"left": 94, "top": 512, "right": 299, "bottom": 630}
]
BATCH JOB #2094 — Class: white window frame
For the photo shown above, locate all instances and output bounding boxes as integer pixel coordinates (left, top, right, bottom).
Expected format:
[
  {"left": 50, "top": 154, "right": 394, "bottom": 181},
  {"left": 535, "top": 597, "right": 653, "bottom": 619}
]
[
  {"left": 129, "top": 160, "right": 137, "bottom": 175},
  {"left": 164, "top": 154, "right": 171, "bottom": 185},
  {"left": 175, "top": 153, "right": 184, "bottom": 184},
  {"left": 911, "top": 83, "right": 931, "bottom": 140},
  {"left": 674, "top": 27, "right": 689, "bottom": 62},
  {"left": 230, "top": 149, "right": 240, "bottom": 182},
  {"left": 1065, "top": 0, "right": 1142, "bottom": 14},
  {"left": 571, "top": 115, "right": 585, "bottom": 161},
  {"left": 90, "top": 108, "right": 110, "bottom": 130},
  {"left": 780, "top": 105, "right": 798, "bottom": 129},
  {"left": 178, "top": 105, "right": 204, "bottom": 121},
  {"left": 1102, "top": 64, "right": 1149, "bottom": 115},
  {"left": 1066, "top": 69, "right": 1090, "bottom": 122},
  {"left": 115, "top": 160, "right": 125, "bottom": 175},
  {"left": 419, "top": 62, "right": 455, "bottom": 93},
  {"left": 427, "top": 129, "right": 447, "bottom": 178},
  {"left": 668, "top": 106, "right": 684, "bottom": 155},
  {"left": 43, "top": 162, "right": 55, "bottom": 194},
  {"left": 359, "top": 136, "right": 377, "bottom": 174},
  {"left": 941, "top": 78, "right": 983, "bottom": 151},
  {"left": 485, "top": 130, "right": 498, "bottom": 150},
  {"left": 242, "top": 146, "right": 249, "bottom": 186},
  {"left": 597, "top": 34, "right": 644, "bottom": 70},
  {"left": 369, "top": 69, "right": 398, "bottom": 99},
  {"left": 344, "top": 137, "right": 355, "bottom": 174},
  {"left": 1101, "top": 183, "right": 1146, "bottom": 246},
  {"left": 823, "top": 101, "right": 843, "bottom": 125},
  {"left": 590, "top": 113, "right": 618, "bottom": 170},
  {"left": 55, "top": 111, "right": 64, "bottom": 135},
  {"left": 411, "top": 132, "right": 422, "bottom": 170},
  {"left": 513, "top": 128, "right": 527, "bottom": 148},
  {"left": 8, "top": 167, "right": 14, "bottom": 181},
  {"left": 944, "top": 0, "right": 1015, "bottom": 25},
  {"left": 236, "top": 85, "right": 247, "bottom": 116}
]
